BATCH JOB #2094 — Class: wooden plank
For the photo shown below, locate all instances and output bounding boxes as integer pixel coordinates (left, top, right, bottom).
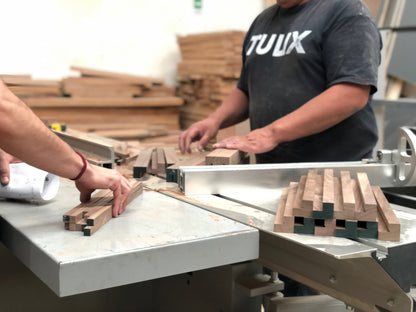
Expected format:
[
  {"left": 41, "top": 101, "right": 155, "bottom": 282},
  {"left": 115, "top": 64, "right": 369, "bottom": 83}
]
[
  {"left": 150, "top": 148, "right": 158, "bottom": 175},
  {"left": 356, "top": 172, "right": 377, "bottom": 221},
  {"left": 25, "top": 96, "right": 184, "bottom": 108},
  {"left": 312, "top": 174, "right": 324, "bottom": 218},
  {"left": 274, "top": 188, "right": 289, "bottom": 232},
  {"left": 205, "top": 148, "right": 246, "bottom": 165},
  {"left": 283, "top": 182, "right": 297, "bottom": 231},
  {"left": 301, "top": 169, "right": 317, "bottom": 210},
  {"left": 340, "top": 171, "right": 355, "bottom": 219},
  {"left": 292, "top": 175, "right": 308, "bottom": 217},
  {"left": 70, "top": 66, "right": 164, "bottom": 86},
  {"left": 133, "top": 149, "right": 154, "bottom": 178},
  {"left": 274, "top": 183, "right": 297, "bottom": 233},
  {"left": 317, "top": 168, "right": 335, "bottom": 219},
  {"left": 372, "top": 186, "right": 401, "bottom": 241},
  {"left": 9, "top": 86, "right": 62, "bottom": 96},
  {"left": 164, "top": 147, "right": 179, "bottom": 167},
  {"left": 156, "top": 147, "right": 166, "bottom": 174},
  {"left": 333, "top": 177, "right": 346, "bottom": 219}
]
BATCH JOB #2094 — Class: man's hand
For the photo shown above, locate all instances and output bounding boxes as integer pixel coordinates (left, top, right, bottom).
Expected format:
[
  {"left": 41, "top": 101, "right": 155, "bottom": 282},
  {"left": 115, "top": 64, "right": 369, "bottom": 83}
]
[
  {"left": 213, "top": 126, "right": 279, "bottom": 154},
  {"left": 75, "top": 164, "right": 133, "bottom": 217},
  {"left": 0, "top": 149, "right": 21, "bottom": 185},
  {"left": 179, "top": 118, "right": 220, "bottom": 154}
]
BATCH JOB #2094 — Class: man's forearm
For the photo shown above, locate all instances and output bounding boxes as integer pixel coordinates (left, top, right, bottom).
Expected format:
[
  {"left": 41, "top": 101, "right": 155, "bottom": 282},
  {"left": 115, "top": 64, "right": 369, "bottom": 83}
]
[{"left": 269, "top": 83, "right": 371, "bottom": 144}]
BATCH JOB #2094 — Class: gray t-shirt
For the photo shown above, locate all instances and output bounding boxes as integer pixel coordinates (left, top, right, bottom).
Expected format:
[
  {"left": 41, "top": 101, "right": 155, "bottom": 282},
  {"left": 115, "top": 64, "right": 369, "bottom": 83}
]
[{"left": 237, "top": 0, "right": 381, "bottom": 163}]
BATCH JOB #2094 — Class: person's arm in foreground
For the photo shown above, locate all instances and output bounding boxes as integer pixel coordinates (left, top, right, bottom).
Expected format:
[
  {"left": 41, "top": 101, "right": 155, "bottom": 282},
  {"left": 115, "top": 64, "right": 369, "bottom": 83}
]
[
  {"left": 0, "top": 81, "right": 132, "bottom": 217},
  {"left": 179, "top": 87, "right": 249, "bottom": 154},
  {"left": 213, "top": 83, "right": 371, "bottom": 154}
]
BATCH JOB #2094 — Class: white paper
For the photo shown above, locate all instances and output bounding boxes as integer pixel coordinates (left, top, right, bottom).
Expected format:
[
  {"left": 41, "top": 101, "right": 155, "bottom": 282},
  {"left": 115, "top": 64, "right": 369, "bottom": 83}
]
[{"left": 0, "top": 163, "right": 60, "bottom": 201}]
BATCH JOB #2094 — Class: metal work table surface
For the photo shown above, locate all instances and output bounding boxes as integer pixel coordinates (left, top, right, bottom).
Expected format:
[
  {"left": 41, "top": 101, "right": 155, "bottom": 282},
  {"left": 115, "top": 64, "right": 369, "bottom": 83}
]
[{"left": 0, "top": 179, "right": 259, "bottom": 297}]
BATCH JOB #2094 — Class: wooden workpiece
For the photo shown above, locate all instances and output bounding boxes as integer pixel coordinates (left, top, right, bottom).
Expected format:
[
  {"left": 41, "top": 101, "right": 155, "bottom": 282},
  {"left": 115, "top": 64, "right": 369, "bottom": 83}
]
[
  {"left": 372, "top": 186, "right": 401, "bottom": 241},
  {"left": 274, "top": 170, "right": 401, "bottom": 241},
  {"left": 63, "top": 181, "right": 143, "bottom": 236},
  {"left": 205, "top": 149, "right": 247, "bottom": 165},
  {"left": 356, "top": 172, "right": 378, "bottom": 221},
  {"left": 133, "top": 149, "right": 154, "bottom": 178},
  {"left": 340, "top": 171, "right": 355, "bottom": 219},
  {"left": 318, "top": 169, "right": 335, "bottom": 219},
  {"left": 302, "top": 169, "right": 317, "bottom": 210}
]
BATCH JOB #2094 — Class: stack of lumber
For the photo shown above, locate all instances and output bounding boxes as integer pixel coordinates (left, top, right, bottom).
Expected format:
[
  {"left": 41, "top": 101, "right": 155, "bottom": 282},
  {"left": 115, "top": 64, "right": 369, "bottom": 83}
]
[
  {"left": 274, "top": 169, "right": 400, "bottom": 242},
  {"left": 0, "top": 74, "right": 62, "bottom": 98},
  {"left": 2, "top": 66, "right": 183, "bottom": 139},
  {"left": 363, "top": 0, "right": 416, "bottom": 99},
  {"left": 63, "top": 180, "right": 143, "bottom": 236},
  {"left": 176, "top": 31, "right": 245, "bottom": 129}
]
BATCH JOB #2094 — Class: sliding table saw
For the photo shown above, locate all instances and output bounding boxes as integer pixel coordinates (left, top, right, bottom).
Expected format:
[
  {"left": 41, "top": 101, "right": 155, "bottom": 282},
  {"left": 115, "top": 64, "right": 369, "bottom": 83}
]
[{"left": 1, "top": 127, "right": 416, "bottom": 312}]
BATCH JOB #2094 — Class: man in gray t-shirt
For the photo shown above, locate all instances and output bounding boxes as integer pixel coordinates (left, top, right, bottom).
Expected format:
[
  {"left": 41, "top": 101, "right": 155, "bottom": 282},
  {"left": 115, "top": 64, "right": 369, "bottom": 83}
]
[{"left": 179, "top": 0, "right": 381, "bottom": 165}]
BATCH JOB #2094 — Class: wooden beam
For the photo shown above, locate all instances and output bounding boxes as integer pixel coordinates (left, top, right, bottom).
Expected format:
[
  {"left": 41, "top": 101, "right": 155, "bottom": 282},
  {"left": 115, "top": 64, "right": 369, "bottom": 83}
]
[
  {"left": 205, "top": 148, "right": 246, "bottom": 165},
  {"left": 302, "top": 169, "right": 317, "bottom": 210},
  {"left": 372, "top": 186, "right": 401, "bottom": 241},
  {"left": 133, "top": 149, "right": 154, "bottom": 178},
  {"left": 356, "top": 172, "right": 377, "bottom": 221},
  {"left": 25, "top": 96, "right": 184, "bottom": 108},
  {"left": 340, "top": 171, "right": 355, "bottom": 219}
]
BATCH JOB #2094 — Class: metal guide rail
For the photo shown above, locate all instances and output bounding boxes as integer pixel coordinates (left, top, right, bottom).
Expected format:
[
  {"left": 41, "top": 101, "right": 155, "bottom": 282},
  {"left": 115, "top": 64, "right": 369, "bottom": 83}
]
[{"left": 176, "top": 127, "right": 416, "bottom": 312}]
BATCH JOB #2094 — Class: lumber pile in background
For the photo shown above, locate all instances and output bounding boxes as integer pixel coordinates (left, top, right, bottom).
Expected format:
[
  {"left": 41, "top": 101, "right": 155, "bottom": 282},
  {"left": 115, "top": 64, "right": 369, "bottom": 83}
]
[
  {"left": 0, "top": 74, "right": 62, "bottom": 98},
  {"left": 1, "top": 66, "right": 182, "bottom": 140},
  {"left": 176, "top": 31, "right": 245, "bottom": 129},
  {"left": 274, "top": 169, "right": 401, "bottom": 242}
]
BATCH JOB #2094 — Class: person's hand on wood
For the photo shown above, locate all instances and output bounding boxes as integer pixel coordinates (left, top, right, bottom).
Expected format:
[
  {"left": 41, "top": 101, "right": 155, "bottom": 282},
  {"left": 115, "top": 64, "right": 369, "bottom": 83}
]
[
  {"left": 0, "top": 148, "right": 22, "bottom": 185},
  {"left": 213, "top": 126, "right": 279, "bottom": 154},
  {"left": 179, "top": 117, "right": 220, "bottom": 154},
  {"left": 74, "top": 163, "right": 133, "bottom": 218}
]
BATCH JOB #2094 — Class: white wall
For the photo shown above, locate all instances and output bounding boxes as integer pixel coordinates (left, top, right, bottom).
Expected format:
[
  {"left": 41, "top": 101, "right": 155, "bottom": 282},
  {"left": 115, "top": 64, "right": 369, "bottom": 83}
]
[{"left": 0, "top": 0, "right": 264, "bottom": 86}]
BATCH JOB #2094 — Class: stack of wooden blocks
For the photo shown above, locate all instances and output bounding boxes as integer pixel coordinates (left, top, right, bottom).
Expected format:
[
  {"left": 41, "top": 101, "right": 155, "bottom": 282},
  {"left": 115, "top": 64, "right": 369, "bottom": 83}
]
[
  {"left": 63, "top": 180, "right": 143, "bottom": 236},
  {"left": 2, "top": 66, "right": 183, "bottom": 140},
  {"left": 274, "top": 169, "right": 400, "bottom": 242},
  {"left": 176, "top": 31, "right": 246, "bottom": 129},
  {"left": 0, "top": 74, "right": 62, "bottom": 98}
]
